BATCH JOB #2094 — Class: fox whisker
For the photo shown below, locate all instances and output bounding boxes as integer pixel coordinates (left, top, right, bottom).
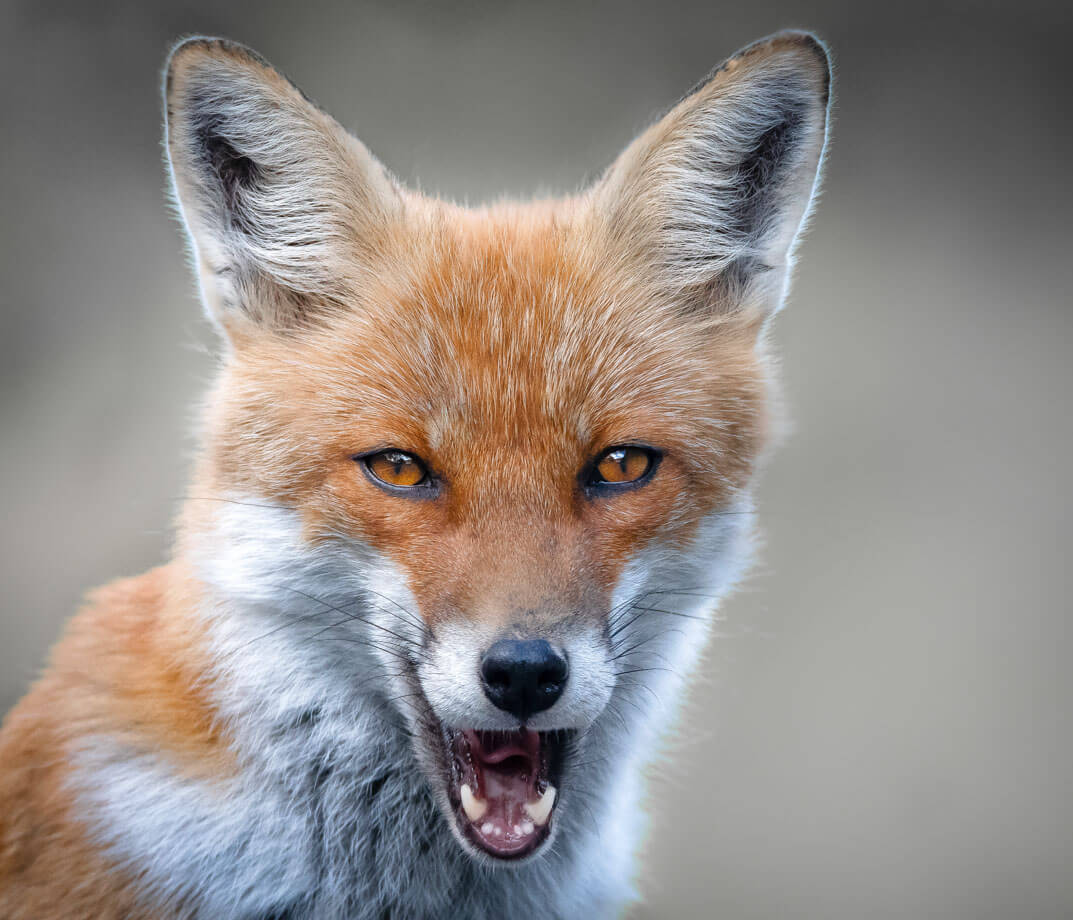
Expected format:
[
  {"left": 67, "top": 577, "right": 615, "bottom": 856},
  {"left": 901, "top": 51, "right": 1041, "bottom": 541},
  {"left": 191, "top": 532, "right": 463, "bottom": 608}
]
[{"left": 267, "top": 582, "right": 430, "bottom": 655}]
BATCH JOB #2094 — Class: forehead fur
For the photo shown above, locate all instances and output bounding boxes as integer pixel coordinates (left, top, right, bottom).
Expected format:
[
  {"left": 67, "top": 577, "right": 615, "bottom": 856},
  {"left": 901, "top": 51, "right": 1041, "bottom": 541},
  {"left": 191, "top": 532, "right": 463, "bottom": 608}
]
[{"left": 205, "top": 198, "right": 769, "bottom": 503}]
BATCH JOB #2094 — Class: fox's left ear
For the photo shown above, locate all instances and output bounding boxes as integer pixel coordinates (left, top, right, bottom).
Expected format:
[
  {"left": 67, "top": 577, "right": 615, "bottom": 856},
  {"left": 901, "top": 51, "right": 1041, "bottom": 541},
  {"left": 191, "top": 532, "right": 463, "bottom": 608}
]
[
  {"left": 164, "top": 38, "right": 400, "bottom": 341},
  {"left": 592, "top": 32, "right": 831, "bottom": 319}
]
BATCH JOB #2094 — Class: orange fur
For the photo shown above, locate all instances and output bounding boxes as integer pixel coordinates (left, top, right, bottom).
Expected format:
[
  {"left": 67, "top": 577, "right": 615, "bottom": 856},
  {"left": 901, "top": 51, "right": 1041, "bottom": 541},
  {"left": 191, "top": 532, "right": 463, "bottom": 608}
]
[{"left": 0, "top": 566, "right": 230, "bottom": 918}]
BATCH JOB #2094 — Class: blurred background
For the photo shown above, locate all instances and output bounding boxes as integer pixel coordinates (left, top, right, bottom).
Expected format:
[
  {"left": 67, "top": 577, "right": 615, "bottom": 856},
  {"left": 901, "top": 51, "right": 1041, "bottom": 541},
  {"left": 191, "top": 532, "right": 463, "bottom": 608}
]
[{"left": 2, "top": 0, "right": 1071, "bottom": 916}]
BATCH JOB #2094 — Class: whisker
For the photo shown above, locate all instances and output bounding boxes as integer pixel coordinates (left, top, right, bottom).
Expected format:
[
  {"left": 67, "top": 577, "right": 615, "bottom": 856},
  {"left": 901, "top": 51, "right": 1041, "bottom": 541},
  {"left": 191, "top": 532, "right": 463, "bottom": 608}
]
[
  {"left": 613, "top": 692, "right": 647, "bottom": 719},
  {"left": 345, "top": 668, "right": 416, "bottom": 697},
  {"left": 567, "top": 754, "right": 613, "bottom": 771},
  {"left": 600, "top": 699, "right": 631, "bottom": 735},
  {"left": 295, "top": 616, "right": 418, "bottom": 663},
  {"left": 180, "top": 495, "right": 294, "bottom": 512},
  {"left": 610, "top": 629, "right": 683, "bottom": 663},
  {"left": 626, "top": 605, "right": 707, "bottom": 621},
  {"left": 614, "top": 674, "right": 665, "bottom": 707},
  {"left": 607, "top": 604, "right": 708, "bottom": 643},
  {"left": 298, "top": 631, "right": 418, "bottom": 664},
  {"left": 644, "top": 589, "right": 723, "bottom": 601},
  {"left": 570, "top": 794, "right": 602, "bottom": 840},
  {"left": 267, "top": 582, "right": 428, "bottom": 654},
  {"left": 220, "top": 604, "right": 346, "bottom": 658},
  {"left": 607, "top": 583, "right": 720, "bottom": 620},
  {"left": 358, "top": 585, "right": 433, "bottom": 639}
]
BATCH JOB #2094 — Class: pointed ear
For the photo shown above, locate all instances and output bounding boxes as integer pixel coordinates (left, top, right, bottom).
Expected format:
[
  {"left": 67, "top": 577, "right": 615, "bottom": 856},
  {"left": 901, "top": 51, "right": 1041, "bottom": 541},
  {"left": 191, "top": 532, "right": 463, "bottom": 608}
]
[
  {"left": 164, "top": 38, "right": 400, "bottom": 338},
  {"left": 592, "top": 32, "right": 831, "bottom": 318}
]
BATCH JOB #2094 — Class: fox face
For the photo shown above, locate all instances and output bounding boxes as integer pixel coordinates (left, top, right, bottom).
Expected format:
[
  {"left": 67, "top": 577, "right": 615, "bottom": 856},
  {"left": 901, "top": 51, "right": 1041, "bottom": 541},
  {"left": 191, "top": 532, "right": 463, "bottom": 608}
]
[{"left": 165, "top": 34, "right": 829, "bottom": 866}]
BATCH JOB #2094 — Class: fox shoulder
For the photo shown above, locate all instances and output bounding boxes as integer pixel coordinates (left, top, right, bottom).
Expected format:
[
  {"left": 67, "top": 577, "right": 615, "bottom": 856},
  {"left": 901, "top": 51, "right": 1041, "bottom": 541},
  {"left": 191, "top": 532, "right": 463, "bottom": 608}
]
[{"left": 0, "top": 565, "right": 227, "bottom": 918}]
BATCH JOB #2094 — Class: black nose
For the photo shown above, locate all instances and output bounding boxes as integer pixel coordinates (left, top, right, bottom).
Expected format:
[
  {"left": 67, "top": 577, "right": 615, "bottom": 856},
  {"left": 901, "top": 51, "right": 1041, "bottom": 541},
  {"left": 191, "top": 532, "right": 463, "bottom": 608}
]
[{"left": 480, "top": 639, "right": 568, "bottom": 721}]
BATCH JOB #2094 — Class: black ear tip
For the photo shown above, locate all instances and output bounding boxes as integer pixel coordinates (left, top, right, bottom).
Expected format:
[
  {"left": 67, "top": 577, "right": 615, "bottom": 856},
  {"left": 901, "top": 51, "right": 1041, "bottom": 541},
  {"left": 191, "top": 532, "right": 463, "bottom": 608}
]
[
  {"left": 166, "top": 35, "right": 265, "bottom": 66},
  {"left": 163, "top": 36, "right": 273, "bottom": 99},
  {"left": 790, "top": 32, "right": 832, "bottom": 98},
  {"left": 162, "top": 36, "right": 326, "bottom": 128},
  {"left": 771, "top": 30, "right": 830, "bottom": 58},
  {"left": 719, "top": 31, "right": 831, "bottom": 108},
  {"left": 763, "top": 30, "right": 832, "bottom": 101},
  {"left": 682, "top": 31, "right": 832, "bottom": 113}
]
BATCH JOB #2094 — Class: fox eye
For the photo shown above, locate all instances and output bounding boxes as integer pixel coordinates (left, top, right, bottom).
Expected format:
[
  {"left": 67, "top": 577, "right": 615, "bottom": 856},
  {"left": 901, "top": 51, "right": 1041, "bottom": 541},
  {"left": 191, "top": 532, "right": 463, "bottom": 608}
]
[
  {"left": 362, "top": 450, "right": 430, "bottom": 490},
  {"left": 587, "top": 446, "right": 660, "bottom": 491}
]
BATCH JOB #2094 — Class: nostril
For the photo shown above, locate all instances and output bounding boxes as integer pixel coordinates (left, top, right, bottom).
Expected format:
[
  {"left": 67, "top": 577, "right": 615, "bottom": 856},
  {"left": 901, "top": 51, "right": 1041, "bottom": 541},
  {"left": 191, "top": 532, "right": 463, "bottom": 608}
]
[
  {"left": 537, "top": 669, "right": 563, "bottom": 693},
  {"left": 484, "top": 666, "right": 510, "bottom": 691}
]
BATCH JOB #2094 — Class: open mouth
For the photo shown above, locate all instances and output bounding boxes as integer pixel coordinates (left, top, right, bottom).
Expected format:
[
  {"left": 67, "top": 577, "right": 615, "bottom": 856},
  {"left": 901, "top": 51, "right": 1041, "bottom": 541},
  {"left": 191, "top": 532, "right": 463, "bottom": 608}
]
[{"left": 444, "top": 728, "right": 570, "bottom": 859}]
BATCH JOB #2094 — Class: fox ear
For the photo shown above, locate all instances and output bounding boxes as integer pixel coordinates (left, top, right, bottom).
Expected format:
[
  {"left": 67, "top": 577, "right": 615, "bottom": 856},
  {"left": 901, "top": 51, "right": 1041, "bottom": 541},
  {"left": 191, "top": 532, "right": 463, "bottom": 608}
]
[
  {"left": 592, "top": 32, "right": 830, "bottom": 319},
  {"left": 164, "top": 38, "right": 400, "bottom": 338}
]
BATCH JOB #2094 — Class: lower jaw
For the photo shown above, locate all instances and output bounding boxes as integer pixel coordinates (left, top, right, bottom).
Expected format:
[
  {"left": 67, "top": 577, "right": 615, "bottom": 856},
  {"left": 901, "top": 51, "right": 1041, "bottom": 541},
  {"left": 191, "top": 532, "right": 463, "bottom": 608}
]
[{"left": 461, "top": 813, "right": 547, "bottom": 859}]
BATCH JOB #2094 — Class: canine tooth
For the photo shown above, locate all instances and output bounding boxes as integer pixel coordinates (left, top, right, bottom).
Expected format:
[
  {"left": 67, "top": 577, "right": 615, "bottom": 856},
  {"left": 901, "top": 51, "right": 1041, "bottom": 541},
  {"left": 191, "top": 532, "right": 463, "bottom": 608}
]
[
  {"left": 460, "top": 783, "right": 488, "bottom": 821},
  {"left": 523, "top": 784, "right": 556, "bottom": 826},
  {"left": 481, "top": 821, "right": 494, "bottom": 836},
  {"left": 521, "top": 820, "right": 535, "bottom": 835}
]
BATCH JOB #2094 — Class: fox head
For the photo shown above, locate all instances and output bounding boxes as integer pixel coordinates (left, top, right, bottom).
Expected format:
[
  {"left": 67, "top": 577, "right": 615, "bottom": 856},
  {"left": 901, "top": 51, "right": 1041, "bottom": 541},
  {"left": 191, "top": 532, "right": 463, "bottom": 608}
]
[{"left": 165, "top": 34, "right": 829, "bottom": 863}]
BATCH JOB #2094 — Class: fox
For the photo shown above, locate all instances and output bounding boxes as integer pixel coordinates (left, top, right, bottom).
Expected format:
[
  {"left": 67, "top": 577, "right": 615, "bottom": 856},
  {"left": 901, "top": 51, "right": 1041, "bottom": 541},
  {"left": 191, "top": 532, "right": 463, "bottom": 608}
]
[{"left": 0, "top": 30, "right": 830, "bottom": 919}]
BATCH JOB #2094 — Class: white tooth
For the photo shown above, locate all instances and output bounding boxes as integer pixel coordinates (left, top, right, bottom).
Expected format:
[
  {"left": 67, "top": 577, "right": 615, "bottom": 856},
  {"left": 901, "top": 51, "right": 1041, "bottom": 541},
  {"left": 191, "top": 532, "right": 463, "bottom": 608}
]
[
  {"left": 460, "top": 783, "right": 488, "bottom": 822},
  {"left": 481, "top": 821, "right": 495, "bottom": 836},
  {"left": 523, "top": 784, "right": 557, "bottom": 826},
  {"left": 521, "top": 820, "right": 535, "bottom": 835}
]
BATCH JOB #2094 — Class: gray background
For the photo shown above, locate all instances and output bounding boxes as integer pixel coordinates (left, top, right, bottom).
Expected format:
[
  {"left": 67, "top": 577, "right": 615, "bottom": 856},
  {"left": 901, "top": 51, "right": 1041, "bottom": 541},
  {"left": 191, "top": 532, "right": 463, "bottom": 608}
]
[{"left": 2, "top": 1, "right": 1071, "bottom": 917}]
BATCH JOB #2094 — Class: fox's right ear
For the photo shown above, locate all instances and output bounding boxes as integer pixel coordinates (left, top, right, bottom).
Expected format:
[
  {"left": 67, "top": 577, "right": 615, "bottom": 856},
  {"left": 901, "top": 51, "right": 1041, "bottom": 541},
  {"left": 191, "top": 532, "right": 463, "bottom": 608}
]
[{"left": 164, "top": 38, "right": 400, "bottom": 341}]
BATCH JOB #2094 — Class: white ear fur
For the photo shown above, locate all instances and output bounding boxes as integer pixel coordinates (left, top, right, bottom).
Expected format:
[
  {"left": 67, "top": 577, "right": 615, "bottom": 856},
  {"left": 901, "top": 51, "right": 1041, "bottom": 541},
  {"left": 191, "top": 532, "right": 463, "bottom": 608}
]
[
  {"left": 594, "top": 31, "right": 831, "bottom": 317},
  {"left": 164, "top": 38, "right": 400, "bottom": 335}
]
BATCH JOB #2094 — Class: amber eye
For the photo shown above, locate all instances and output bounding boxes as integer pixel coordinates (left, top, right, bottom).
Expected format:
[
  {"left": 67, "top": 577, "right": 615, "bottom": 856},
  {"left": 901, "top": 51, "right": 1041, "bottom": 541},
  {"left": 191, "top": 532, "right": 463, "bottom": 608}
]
[
  {"left": 589, "top": 445, "right": 660, "bottom": 490},
  {"left": 362, "top": 450, "right": 430, "bottom": 489}
]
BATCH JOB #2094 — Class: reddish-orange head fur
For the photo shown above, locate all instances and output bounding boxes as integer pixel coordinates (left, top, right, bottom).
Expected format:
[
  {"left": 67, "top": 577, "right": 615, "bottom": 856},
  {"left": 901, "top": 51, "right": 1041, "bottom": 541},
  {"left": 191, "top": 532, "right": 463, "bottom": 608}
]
[{"left": 191, "top": 203, "right": 770, "bottom": 630}]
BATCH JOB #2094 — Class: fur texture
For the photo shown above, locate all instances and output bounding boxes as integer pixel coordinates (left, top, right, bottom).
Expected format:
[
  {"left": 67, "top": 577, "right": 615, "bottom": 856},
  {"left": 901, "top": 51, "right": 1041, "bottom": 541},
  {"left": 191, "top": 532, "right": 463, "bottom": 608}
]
[{"left": 0, "top": 31, "right": 830, "bottom": 919}]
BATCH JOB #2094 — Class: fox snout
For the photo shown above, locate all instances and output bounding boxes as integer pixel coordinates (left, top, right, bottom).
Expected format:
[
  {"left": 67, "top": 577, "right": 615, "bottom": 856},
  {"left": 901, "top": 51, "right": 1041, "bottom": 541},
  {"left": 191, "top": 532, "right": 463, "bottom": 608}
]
[
  {"left": 479, "top": 638, "right": 569, "bottom": 721},
  {"left": 415, "top": 606, "right": 615, "bottom": 735}
]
